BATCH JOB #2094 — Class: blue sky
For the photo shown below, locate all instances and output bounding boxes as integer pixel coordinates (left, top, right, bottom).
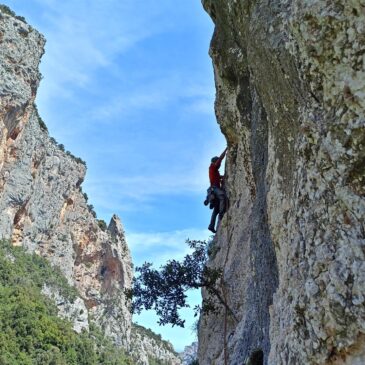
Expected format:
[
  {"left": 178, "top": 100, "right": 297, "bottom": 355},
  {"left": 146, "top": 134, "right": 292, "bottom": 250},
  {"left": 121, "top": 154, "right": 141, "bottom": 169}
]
[{"left": 4, "top": 0, "right": 226, "bottom": 352}]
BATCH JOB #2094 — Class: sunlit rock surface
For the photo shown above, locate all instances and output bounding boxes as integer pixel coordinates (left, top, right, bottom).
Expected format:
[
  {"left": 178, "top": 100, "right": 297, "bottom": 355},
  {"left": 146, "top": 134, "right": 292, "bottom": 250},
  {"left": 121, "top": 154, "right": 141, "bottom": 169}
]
[
  {"left": 0, "top": 8, "right": 133, "bottom": 348},
  {"left": 180, "top": 341, "right": 198, "bottom": 365},
  {"left": 199, "top": 0, "right": 365, "bottom": 364},
  {"left": 130, "top": 324, "right": 182, "bottom": 365},
  {"left": 0, "top": 8, "right": 181, "bottom": 364}
]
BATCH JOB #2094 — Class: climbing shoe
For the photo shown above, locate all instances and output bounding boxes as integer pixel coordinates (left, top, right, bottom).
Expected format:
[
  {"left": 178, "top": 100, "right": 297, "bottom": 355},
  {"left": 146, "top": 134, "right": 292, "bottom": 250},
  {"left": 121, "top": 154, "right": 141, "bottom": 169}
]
[{"left": 208, "top": 225, "right": 216, "bottom": 234}]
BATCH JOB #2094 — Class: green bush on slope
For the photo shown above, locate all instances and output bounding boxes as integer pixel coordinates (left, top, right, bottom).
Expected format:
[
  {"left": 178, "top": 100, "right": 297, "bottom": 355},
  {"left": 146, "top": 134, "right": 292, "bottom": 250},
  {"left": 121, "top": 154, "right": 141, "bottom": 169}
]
[
  {"left": 0, "top": 240, "right": 78, "bottom": 301},
  {"left": 0, "top": 241, "right": 135, "bottom": 365}
]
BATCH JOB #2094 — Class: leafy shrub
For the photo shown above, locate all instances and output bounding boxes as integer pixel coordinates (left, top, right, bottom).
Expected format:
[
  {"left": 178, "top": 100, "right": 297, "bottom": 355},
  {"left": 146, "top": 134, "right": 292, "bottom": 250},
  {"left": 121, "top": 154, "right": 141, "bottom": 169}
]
[
  {"left": 0, "top": 240, "right": 77, "bottom": 301},
  {"left": 87, "top": 204, "right": 97, "bottom": 218},
  {"left": 207, "top": 238, "right": 220, "bottom": 259},
  {"left": 48, "top": 137, "right": 86, "bottom": 166},
  {"left": 65, "top": 150, "right": 87, "bottom": 166},
  {"left": 97, "top": 219, "right": 108, "bottom": 231},
  {"left": 74, "top": 156, "right": 87, "bottom": 166},
  {"left": 148, "top": 357, "right": 171, "bottom": 365}
]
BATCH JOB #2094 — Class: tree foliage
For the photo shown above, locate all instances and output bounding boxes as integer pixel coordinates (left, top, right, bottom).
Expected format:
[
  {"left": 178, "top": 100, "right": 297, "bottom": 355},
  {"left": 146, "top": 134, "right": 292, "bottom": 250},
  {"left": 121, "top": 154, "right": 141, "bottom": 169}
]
[
  {"left": 127, "top": 239, "right": 222, "bottom": 327},
  {"left": 0, "top": 241, "right": 135, "bottom": 365}
]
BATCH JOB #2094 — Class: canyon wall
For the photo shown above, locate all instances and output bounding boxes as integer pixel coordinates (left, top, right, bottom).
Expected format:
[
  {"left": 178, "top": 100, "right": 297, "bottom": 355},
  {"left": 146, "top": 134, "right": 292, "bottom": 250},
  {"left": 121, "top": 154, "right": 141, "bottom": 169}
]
[
  {"left": 0, "top": 7, "right": 133, "bottom": 347},
  {"left": 199, "top": 1, "right": 365, "bottom": 364},
  {"left": 0, "top": 7, "right": 181, "bottom": 365}
]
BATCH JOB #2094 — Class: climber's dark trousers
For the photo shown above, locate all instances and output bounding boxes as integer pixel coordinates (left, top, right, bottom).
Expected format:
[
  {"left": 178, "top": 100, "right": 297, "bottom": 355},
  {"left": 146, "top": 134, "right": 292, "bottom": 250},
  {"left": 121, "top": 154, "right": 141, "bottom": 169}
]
[
  {"left": 209, "top": 186, "right": 226, "bottom": 230},
  {"left": 209, "top": 205, "right": 220, "bottom": 230},
  {"left": 212, "top": 186, "right": 225, "bottom": 218}
]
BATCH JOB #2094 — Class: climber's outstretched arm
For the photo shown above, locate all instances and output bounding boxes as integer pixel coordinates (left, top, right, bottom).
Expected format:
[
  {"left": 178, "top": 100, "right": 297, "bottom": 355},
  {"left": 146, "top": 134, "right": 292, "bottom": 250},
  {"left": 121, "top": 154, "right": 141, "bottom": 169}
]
[
  {"left": 213, "top": 147, "right": 228, "bottom": 167},
  {"left": 220, "top": 147, "right": 228, "bottom": 160}
]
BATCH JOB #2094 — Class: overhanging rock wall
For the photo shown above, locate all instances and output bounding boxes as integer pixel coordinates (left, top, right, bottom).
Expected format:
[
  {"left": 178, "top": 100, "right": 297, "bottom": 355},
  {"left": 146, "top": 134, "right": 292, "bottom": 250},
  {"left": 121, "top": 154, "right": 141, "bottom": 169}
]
[{"left": 199, "top": 1, "right": 365, "bottom": 364}]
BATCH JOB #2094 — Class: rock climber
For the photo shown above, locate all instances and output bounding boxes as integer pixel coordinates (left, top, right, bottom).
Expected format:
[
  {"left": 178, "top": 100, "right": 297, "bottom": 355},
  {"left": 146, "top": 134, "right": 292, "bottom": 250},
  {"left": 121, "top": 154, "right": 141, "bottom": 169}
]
[{"left": 208, "top": 147, "right": 227, "bottom": 233}]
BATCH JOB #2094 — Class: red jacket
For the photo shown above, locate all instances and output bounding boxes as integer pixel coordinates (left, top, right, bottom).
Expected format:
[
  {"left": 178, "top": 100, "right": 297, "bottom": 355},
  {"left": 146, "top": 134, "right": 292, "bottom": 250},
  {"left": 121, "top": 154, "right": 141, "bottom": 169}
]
[{"left": 209, "top": 156, "right": 224, "bottom": 188}]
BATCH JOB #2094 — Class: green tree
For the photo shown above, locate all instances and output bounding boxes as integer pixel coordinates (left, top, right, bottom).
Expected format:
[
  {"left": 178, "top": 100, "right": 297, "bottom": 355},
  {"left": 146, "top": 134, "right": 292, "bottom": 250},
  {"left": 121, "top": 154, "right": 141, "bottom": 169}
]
[{"left": 127, "top": 239, "right": 223, "bottom": 327}]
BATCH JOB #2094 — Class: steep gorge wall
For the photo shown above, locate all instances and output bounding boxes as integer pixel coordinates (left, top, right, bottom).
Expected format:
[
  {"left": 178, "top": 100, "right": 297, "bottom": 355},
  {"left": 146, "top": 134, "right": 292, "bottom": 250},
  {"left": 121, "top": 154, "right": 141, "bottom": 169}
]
[
  {"left": 0, "top": 8, "right": 183, "bottom": 365},
  {"left": 0, "top": 8, "right": 133, "bottom": 347},
  {"left": 199, "top": 1, "right": 365, "bottom": 364}
]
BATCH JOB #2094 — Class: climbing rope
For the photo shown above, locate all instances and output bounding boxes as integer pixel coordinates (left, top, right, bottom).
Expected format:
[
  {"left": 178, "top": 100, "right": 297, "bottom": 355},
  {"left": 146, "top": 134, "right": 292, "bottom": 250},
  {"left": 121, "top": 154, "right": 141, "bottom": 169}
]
[{"left": 220, "top": 170, "right": 236, "bottom": 365}]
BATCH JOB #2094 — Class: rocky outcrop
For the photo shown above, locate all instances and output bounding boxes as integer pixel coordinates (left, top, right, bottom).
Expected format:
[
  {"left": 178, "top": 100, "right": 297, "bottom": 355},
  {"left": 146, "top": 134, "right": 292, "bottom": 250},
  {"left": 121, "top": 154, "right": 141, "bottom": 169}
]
[
  {"left": 199, "top": 1, "right": 365, "bottom": 364},
  {"left": 41, "top": 284, "right": 89, "bottom": 334},
  {"left": 0, "top": 7, "right": 132, "bottom": 348},
  {"left": 130, "top": 324, "right": 182, "bottom": 365},
  {"left": 180, "top": 341, "right": 198, "bottom": 365},
  {"left": 0, "top": 7, "right": 182, "bottom": 365}
]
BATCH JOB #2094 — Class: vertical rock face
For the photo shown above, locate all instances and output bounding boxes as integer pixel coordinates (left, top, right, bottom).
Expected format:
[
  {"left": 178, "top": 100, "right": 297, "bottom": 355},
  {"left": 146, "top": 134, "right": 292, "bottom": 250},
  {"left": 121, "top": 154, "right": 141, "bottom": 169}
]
[
  {"left": 180, "top": 341, "right": 198, "bottom": 365},
  {"left": 199, "top": 1, "right": 365, "bottom": 365},
  {"left": 0, "top": 9, "right": 182, "bottom": 364},
  {"left": 0, "top": 9, "right": 132, "bottom": 348}
]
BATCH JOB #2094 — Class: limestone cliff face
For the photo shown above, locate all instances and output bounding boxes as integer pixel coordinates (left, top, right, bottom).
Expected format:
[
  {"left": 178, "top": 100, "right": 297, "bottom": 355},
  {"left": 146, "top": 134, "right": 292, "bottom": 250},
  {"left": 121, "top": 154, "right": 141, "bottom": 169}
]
[
  {"left": 180, "top": 341, "right": 198, "bottom": 365},
  {"left": 0, "top": 8, "right": 182, "bottom": 364},
  {"left": 0, "top": 8, "right": 132, "bottom": 348},
  {"left": 199, "top": 1, "right": 365, "bottom": 364},
  {"left": 130, "top": 324, "right": 182, "bottom": 365}
]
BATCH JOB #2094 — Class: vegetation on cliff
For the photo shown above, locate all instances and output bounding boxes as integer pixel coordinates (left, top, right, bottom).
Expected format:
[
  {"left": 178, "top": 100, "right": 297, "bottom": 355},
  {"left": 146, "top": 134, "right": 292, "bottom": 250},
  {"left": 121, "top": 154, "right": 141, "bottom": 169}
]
[
  {"left": 0, "top": 241, "right": 135, "bottom": 365},
  {"left": 0, "top": 4, "right": 27, "bottom": 23}
]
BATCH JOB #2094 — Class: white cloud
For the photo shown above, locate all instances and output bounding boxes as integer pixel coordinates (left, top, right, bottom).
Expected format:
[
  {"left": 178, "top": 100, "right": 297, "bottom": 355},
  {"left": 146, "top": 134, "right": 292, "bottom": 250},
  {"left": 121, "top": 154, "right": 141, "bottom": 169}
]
[
  {"left": 126, "top": 228, "right": 212, "bottom": 267},
  {"left": 36, "top": 0, "right": 174, "bottom": 102},
  {"left": 187, "top": 98, "right": 214, "bottom": 115},
  {"left": 90, "top": 87, "right": 171, "bottom": 121},
  {"left": 80, "top": 137, "right": 227, "bottom": 214},
  {"left": 88, "top": 73, "right": 215, "bottom": 122},
  {"left": 87, "top": 173, "right": 205, "bottom": 197},
  {"left": 127, "top": 228, "right": 210, "bottom": 250}
]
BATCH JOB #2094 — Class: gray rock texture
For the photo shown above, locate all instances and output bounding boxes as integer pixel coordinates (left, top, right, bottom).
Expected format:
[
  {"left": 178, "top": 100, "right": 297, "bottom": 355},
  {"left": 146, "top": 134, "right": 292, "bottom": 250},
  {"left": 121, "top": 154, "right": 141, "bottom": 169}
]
[
  {"left": 180, "top": 341, "right": 198, "bottom": 365},
  {"left": 0, "top": 8, "right": 133, "bottom": 348},
  {"left": 199, "top": 0, "right": 365, "bottom": 364},
  {"left": 41, "top": 284, "right": 89, "bottom": 334},
  {"left": 130, "top": 324, "right": 182, "bottom": 365},
  {"left": 0, "top": 8, "right": 180, "bottom": 365}
]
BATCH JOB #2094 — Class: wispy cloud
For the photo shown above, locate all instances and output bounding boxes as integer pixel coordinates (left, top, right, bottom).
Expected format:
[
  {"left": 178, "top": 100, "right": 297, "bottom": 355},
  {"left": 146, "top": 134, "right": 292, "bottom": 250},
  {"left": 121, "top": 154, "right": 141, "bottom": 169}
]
[
  {"left": 35, "top": 0, "right": 174, "bottom": 101},
  {"left": 80, "top": 138, "right": 226, "bottom": 215},
  {"left": 90, "top": 87, "right": 171, "bottom": 121},
  {"left": 186, "top": 98, "right": 214, "bottom": 115},
  {"left": 87, "top": 172, "right": 205, "bottom": 198},
  {"left": 89, "top": 74, "right": 215, "bottom": 121},
  {"left": 126, "top": 228, "right": 212, "bottom": 267}
]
